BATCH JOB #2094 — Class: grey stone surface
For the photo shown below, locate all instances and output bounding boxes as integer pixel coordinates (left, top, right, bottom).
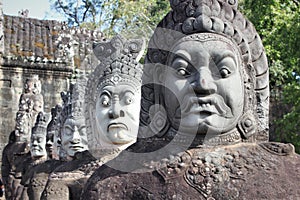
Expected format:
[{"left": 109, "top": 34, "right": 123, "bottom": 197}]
[{"left": 81, "top": 0, "right": 299, "bottom": 199}]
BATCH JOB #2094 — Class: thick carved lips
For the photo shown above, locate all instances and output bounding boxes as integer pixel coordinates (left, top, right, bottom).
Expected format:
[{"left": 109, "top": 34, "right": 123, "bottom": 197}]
[
  {"left": 32, "top": 147, "right": 42, "bottom": 151},
  {"left": 107, "top": 123, "right": 128, "bottom": 131},
  {"left": 180, "top": 95, "right": 233, "bottom": 118},
  {"left": 70, "top": 145, "right": 84, "bottom": 151}
]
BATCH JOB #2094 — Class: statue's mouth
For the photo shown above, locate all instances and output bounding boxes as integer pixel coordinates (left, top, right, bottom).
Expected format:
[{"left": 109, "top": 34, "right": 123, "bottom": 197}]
[
  {"left": 107, "top": 123, "right": 128, "bottom": 132},
  {"left": 32, "top": 147, "right": 42, "bottom": 151},
  {"left": 179, "top": 95, "right": 233, "bottom": 118},
  {"left": 70, "top": 145, "right": 84, "bottom": 151}
]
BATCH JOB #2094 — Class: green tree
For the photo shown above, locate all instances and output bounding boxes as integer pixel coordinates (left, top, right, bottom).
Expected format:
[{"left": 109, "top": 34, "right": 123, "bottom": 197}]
[
  {"left": 240, "top": 0, "right": 300, "bottom": 152},
  {"left": 49, "top": 0, "right": 169, "bottom": 37}
]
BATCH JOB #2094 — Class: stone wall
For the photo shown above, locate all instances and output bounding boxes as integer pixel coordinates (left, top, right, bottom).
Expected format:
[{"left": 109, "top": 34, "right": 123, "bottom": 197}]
[
  {"left": 0, "top": 1, "right": 102, "bottom": 171},
  {"left": 0, "top": 65, "right": 72, "bottom": 168}
]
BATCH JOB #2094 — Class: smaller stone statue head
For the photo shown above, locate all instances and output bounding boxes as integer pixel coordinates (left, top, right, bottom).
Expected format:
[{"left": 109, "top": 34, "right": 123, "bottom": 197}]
[
  {"left": 46, "top": 105, "right": 62, "bottom": 159},
  {"left": 59, "top": 79, "right": 89, "bottom": 159},
  {"left": 30, "top": 112, "right": 50, "bottom": 158},
  {"left": 24, "top": 75, "right": 42, "bottom": 95},
  {"left": 85, "top": 35, "right": 144, "bottom": 158},
  {"left": 61, "top": 115, "right": 88, "bottom": 157}
]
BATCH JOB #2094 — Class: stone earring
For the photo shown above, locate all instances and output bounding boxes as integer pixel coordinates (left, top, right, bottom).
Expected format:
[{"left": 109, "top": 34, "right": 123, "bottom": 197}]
[
  {"left": 149, "top": 104, "right": 169, "bottom": 137},
  {"left": 238, "top": 111, "right": 256, "bottom": 139}
]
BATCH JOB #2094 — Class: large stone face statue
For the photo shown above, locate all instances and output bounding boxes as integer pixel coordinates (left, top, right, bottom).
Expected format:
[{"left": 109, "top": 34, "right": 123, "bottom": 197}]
[
  {"left": 85, "top": 35, "right": 144, "bottom": 159},
  {"left": 163, "top": 34, "right": 244, "bottom": 136},
  {"left": 81, "top": 0, "right": 300, "bottom": 199}
]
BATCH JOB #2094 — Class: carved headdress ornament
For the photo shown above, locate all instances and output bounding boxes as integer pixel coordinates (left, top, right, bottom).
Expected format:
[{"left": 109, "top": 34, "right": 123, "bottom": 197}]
[
  {"left": 143, "top": 0, "right": 269, "bottom": 143},
  {"left": 32, "top": 112, "right": 51, "bottom": 137},
  {"left": 86, "top": 35, "right": 145, "bottom": 103},
  {"left": 60, "top": 77, "right": 87, "bottom": 122},
  {"left": 47, "top": 105, "right": 62, "bottom": 134}
]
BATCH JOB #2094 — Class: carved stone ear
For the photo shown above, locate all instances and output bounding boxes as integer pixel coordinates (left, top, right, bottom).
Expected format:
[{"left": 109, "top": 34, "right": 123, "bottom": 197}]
[
  {"left": 238, "top": 111, "right": 256, "bottom": 139},
  {"left": 153, "top": 63, "right": 165, "bottom": 83}
]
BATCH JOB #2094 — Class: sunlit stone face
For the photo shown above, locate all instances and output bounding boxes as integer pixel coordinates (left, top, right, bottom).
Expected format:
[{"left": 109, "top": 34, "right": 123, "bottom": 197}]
[
  {"left": 95, "top": 83, "right": 141, "bottom": 145},
  {"left": 30, "top": 133, "right": 47, "bottom": 157},
  {"left": 164, "top": 36, "right": 244, "bottom": 135},
  {"left": 61, "top": 116, "right": 88, "bottom": 157}
]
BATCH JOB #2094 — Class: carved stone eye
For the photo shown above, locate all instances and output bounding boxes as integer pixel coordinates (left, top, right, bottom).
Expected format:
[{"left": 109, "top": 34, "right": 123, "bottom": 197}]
[
  {"left": 125, "top": 96, "right": 133, "bottom": 105},
  {"left": 177, "top": 68, "right": 187, "bottom": 76},
  {"left": 102, "top": 99, "right": 110, "bottom": 107},
  {"left": 101, "top": 95, "right": 111, "bottom": 107},
  {"left": 220, "top": 67, "right": 231, "bottom": 78}
]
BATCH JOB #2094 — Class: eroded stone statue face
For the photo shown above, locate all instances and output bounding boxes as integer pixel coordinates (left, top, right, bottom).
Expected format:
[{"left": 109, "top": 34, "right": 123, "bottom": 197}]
[
  {"left": 46, "top": 131, "right": 54, "bottom": 158},
  {"left": 164, "top": 37, "right": 244, "bottom": 135},
  {"left": 25, "top": 78, "right": 42, "bottom": 94},
  {"left": 61, "top": 116, "right": 88, "bottom": 157},
  {"left": 30, "top": 133, "right": 47, "bottom": 157},
  {"left": 95, "top": 83, "right": 141, "bottom": 145}
]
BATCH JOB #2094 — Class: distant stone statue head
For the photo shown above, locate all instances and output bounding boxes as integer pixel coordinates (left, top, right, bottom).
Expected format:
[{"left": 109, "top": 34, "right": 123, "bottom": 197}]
[
  {"left": 59, "top": 78, "right": 89, "bottom": 159},
  {"left": 46, "top": 105, "right": 62, "bottom": 159},
  {"left": 142, "top": 0, "right": 269, "bottom": 145},
  {"left": 85, "top": 35, "right": 145, "bottom": 158},
  {"left": 24, "top": 75, "right": 42, "bottom": 95},
  {"left": 30, "top": 112, "right": 50, "bottom": 158}
]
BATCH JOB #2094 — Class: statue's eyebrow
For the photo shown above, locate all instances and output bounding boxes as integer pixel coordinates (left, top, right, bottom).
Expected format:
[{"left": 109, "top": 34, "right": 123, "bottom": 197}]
[
  {"left": 214, "top": 51, "right": 237, "bottom": 66},
  {"left": 100, "top": 90, "right": 112, "bottom": 97},
  {"left": 77, "top": 125, "right": 86, "bottom": 132},
  {"left": 64, "top": 124, "right": 74, "bottom": 130},
  {"left": 173, "top": 50, "right": 192, "bottom": 63}
]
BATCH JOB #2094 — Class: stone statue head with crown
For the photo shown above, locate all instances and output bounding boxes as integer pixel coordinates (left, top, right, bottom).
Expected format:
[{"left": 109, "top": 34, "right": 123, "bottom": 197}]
[
  {"left": 30, "top": 112, "right": 50, "bottom": 159},
  {"left": 85, "top": 35, "right": 145, "bottom": 158},
  {"left": 59, "top": 78, "right": 89, "bottom": 159},
  {"left": 141, "top": 0, "right": 269, "bottom": 146}
]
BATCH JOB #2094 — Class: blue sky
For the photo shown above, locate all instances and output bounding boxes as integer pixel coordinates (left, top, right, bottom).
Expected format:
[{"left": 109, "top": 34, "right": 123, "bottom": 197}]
[{"left": 3, "top": 0, "right": 66, "bottom": 21}]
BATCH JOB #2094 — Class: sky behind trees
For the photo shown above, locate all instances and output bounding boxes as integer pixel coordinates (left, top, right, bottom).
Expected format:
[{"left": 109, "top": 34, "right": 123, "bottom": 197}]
[{"left": 3, "top": 0, "right": 66, "bottom": 21}]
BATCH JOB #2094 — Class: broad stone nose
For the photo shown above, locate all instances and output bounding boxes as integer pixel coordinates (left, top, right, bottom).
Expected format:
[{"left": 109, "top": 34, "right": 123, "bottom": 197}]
[
  {"left": 71, "top": 127, "right": 81, "bottom": 143},
  {"left": 108, "top": 102, "right": 125, "bottom": 119},
  {"left": 191, "top": 68, "right": 216, "bottom": 95}
]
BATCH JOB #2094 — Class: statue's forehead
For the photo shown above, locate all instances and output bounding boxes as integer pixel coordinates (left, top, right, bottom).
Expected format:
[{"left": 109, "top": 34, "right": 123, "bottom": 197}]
[
  {"left": 100, "top": 82, "right": 140, "bottom": 94},
  {"left": 64, "top": 117, "right": 85, "bottom": 124}
]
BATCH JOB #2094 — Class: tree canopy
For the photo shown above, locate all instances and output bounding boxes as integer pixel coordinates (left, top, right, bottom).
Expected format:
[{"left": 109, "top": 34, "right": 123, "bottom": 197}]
[
  {"left": 239, "top": 0, "right": 300, "bottom": 152},
  {"left": 49, "top": 0, "right": 169, "bottom": 37}
]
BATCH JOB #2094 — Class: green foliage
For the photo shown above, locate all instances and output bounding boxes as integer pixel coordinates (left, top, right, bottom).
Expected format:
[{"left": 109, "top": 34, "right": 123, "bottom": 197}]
[
  {"left": 240, "top": 0, "right": 300, "bottom": 152},
  {"left": 50, "top": 0, "right": 170, "bottom": 37}
]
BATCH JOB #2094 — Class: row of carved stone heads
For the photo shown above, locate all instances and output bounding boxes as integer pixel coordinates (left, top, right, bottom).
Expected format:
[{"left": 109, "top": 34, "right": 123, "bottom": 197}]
[
  {"left": 2, "top": 0, "right": 300, "bottom": 199},
  {"left": 0, "top": 34, "right": 145, "bottom": 200}
]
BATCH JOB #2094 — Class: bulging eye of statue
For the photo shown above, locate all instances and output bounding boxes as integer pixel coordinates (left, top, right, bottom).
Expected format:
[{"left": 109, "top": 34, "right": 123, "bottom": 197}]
[
  {"left": 64, "top": 127, "right": 73, "bottom": 136},
  {"left": 78, "top": 126, "right": 87, "bottom": 136},
  {"left": 100, "top": 95, "right": 111, "bottom": 107},
  {"left": 171, "top": 58, "right": 191, "bottom": 76},
  {"left": 219, "top": 67, "right": 231, "bottom": 78},
  {"left": 124, "top": 93, "right": 134, "bottom": 105}
]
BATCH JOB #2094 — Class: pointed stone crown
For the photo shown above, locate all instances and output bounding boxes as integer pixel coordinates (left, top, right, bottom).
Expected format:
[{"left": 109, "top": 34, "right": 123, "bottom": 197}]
[
  {"left": 60, "top": 76, "right": 87, "bottom": 123},
  {"left": 32, "top": 112, "right": 50, "bottom": 136},
  {"left": 88, "top": 35, "right": 145, "bottom": 102}
]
